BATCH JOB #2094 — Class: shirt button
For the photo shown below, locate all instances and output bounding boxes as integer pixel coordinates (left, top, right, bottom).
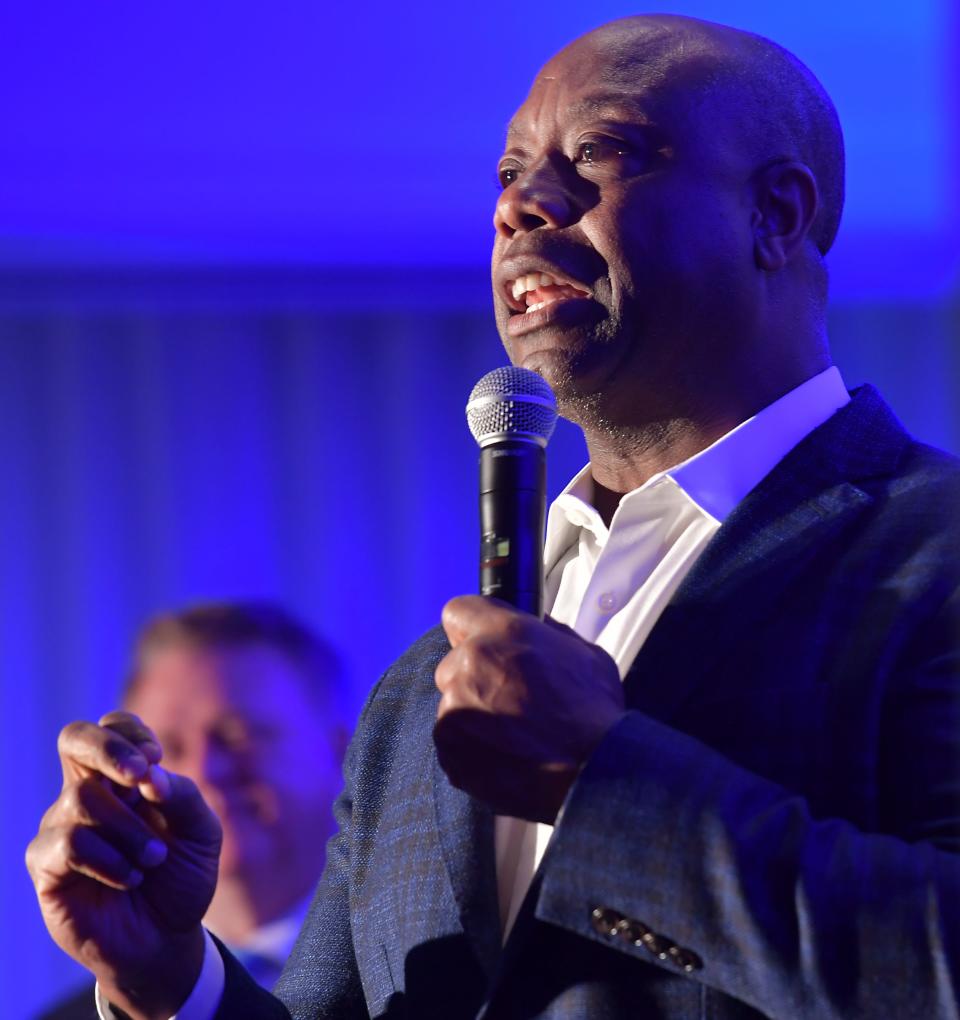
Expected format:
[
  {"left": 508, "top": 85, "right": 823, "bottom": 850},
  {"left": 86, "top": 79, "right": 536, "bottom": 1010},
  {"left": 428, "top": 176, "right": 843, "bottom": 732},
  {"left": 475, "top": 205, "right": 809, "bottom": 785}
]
[{"left": 598, "top": 592, "right": 617, "bottom": 613}]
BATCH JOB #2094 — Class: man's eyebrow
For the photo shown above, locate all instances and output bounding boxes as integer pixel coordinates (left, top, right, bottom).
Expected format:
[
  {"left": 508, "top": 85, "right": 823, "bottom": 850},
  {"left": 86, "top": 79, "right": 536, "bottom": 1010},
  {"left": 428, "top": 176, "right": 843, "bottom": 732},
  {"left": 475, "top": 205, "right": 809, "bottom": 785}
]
[{"left": 504, "top": 93, "right": 657, "bottom": 142}]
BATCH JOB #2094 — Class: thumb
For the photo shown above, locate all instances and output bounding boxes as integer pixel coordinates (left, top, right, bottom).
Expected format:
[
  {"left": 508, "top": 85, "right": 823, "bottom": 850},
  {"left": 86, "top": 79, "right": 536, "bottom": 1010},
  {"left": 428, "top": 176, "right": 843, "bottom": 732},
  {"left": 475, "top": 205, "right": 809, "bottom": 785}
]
[{"left": 139, "top": 767, "right": 222, "bottom": 848}]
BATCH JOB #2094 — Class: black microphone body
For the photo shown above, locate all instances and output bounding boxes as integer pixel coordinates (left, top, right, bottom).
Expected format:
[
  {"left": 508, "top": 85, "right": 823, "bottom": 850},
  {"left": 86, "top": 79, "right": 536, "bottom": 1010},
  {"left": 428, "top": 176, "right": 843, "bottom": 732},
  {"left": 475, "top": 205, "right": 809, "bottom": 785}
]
[
  {"left": 479, "top": 439, "right": 546, "bottom": 616},
  {"left": 467, "top": 366, "right": 557, "bottom": 619}
]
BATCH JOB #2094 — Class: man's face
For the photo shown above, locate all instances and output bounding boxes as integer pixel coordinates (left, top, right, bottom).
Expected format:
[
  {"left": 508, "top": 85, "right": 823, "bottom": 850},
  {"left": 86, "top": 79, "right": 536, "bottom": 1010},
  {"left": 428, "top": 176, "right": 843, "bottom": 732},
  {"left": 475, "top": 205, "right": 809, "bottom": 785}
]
[
  {"left": 125, "top": 642, "right": 341, "bottom": 884},
  {"left": 491, "top": 24, "right": 759, "bottom": 423}
]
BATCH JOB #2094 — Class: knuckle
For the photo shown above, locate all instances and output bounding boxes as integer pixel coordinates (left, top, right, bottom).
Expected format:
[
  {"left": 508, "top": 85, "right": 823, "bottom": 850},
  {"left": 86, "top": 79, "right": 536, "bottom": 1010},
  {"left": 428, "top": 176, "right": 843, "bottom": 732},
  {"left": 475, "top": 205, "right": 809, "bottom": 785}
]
[
  {"left": 100, "top": 709, "right": 142, "bottom": 732},
  {"left": 40, "top": 797, "right": 64, "bottom": 829},
  {"left": 455, "top": 641, "right": 483, "bottom": 678},
  {"left": 24, "top": 835, "right": 42, "bottom": 877},
  {"left": 56, "top": 827, "right": 83, "bottom": 868},
  {"left": 501, "top": 614, "right": 528, "bottom": 643},
  {"left": 434, "top": 656, "right": 452, "bottom": 692},
  {"left": 57, "top": 720, "right": 88, "bottom": 753},
  {"left": 59, "top": 782, "right": 83, "bottom": 818},
  {"left": 100, "top": 708, "right": 134, "bottom": 722},
  {"left": 71, "top": 777, "right": 104, "bottom": 822},
  {"left": 102, "top": 734, "right": 135, "bottom": 765},
  {"left": 436, "top": 687, "right": 459, "bottom": 717},
  {"left": 441, "top": 597, "right": 465, "bottom": 630}
]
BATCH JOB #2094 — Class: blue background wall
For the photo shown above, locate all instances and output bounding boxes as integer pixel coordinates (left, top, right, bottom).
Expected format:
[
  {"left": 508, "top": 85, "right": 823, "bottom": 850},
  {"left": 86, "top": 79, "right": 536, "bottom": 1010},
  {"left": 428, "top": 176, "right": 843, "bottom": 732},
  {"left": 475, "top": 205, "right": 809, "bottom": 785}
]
[{"left": 1, "top": 2, "right": 957, "bottom": 1014}]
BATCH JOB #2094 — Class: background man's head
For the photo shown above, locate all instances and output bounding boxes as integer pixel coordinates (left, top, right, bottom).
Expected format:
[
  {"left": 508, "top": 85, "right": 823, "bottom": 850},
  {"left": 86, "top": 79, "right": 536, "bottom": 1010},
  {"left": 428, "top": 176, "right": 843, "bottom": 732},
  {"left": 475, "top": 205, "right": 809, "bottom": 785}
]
[
  {"left": 124, "top": 601, "right": 348, "bottom": 935},
  {"left": 492, "top": 15, "right": 845, "bottom": 431}
]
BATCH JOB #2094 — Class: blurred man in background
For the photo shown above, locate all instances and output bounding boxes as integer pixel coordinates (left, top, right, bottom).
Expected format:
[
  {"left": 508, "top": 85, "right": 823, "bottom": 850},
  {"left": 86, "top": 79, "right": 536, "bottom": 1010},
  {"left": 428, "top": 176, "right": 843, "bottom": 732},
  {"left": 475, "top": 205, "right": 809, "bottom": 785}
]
[{"left": 37, "top": 601, "right": 348, "bottom": 1019}]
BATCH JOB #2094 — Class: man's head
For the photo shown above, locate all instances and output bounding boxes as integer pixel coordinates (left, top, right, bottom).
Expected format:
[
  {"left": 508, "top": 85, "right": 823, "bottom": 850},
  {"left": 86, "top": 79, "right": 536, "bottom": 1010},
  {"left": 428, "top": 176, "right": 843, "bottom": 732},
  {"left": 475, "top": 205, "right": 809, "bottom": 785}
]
[
  {"left": 491, "top": 15, "right": 844, "bottom": 430},
  {"left": 123, "top": 602, "right": 348, "bottom": 927}
]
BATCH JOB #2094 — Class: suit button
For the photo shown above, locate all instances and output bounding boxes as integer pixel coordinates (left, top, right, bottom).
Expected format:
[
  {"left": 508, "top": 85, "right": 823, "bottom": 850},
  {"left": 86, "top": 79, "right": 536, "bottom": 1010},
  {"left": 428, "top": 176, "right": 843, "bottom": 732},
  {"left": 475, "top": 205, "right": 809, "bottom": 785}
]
[
  {"left": 640, "top": 932, "right": 673, "bottom": 960},
  {"left": 614, "top": 918, "right": 651, "bottom": 945},
  {"left": 590, "top": 906, "right": 623, "bottom": 937},
  {"left": 668, "top": 945, "right": 703, "bottom": 972}
]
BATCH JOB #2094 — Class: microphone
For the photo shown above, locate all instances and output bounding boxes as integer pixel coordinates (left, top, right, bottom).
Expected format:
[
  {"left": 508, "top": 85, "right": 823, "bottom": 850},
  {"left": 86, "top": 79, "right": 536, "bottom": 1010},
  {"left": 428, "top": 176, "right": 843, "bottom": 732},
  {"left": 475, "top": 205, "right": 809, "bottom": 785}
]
[{"left": 466, "top": 366, "right": 558, "bottom": 617}]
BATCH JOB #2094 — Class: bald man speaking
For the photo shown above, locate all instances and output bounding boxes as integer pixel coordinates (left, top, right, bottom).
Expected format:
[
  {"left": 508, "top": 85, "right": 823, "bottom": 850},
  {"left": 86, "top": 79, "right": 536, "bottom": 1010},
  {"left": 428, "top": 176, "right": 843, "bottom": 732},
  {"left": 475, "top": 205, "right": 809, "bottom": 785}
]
[{"left": 27, "top": 16, "right": 960, "bottom": 1019}]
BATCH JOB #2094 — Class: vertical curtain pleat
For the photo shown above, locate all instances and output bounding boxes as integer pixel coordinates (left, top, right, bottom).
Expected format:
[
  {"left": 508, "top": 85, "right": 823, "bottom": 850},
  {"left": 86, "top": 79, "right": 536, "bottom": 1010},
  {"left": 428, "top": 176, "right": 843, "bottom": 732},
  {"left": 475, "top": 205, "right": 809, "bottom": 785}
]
[{"left": 0, "top": 267, "right": 955, "bottom": 1015}]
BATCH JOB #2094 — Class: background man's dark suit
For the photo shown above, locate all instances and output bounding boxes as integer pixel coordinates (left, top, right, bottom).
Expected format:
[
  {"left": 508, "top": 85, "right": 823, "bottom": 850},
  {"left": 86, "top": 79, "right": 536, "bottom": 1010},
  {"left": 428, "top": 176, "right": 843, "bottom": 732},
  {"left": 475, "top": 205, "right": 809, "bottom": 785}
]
[
  {"left": 212, "top": 386, "right": 960, "bottom": 1018},
  {"left": 36, "top": 987, "right": 98, "bottom": 1020}
]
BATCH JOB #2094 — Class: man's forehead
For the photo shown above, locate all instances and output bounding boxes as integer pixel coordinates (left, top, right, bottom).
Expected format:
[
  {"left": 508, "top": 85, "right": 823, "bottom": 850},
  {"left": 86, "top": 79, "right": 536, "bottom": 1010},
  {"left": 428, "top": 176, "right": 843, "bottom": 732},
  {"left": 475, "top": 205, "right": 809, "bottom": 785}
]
[
  {"left": 505, "top": 89, "right": 654, "bottom": 143},
  {"left": 505, "top": 42, "right": 726, "bottom": 144}
]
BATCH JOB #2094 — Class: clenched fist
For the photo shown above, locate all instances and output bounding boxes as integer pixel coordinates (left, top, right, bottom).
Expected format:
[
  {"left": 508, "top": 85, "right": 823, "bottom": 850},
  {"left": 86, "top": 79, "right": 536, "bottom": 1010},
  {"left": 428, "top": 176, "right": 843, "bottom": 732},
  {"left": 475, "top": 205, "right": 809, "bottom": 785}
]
[
  {"left": 25, "top": 711, "right": 221, "bottom": 1020},
  {"left": 434, "top": 596, "right": 625, "bottom": 823}
]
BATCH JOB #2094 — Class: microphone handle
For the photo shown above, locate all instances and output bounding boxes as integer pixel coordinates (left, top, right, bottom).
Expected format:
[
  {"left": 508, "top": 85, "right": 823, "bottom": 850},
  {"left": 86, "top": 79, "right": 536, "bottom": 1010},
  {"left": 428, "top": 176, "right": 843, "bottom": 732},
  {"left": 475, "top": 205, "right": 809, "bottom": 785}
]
[{"left": 479, "top": 439, "right": 546, "bottom": 617}]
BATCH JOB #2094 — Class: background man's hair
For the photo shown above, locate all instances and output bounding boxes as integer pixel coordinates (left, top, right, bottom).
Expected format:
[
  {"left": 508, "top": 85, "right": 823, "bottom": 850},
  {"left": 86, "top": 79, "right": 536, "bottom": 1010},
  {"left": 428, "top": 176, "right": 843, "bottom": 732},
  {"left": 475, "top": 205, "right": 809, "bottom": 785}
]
[{"left": 126, "top": 600, "right": 347, "bottom": 719}]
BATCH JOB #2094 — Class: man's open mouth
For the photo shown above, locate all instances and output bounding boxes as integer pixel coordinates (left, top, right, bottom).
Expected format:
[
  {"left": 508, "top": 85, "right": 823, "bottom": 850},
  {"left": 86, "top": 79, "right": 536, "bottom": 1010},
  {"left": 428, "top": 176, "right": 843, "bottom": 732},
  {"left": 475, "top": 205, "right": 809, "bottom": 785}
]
[{"left": 506, "top": 272, "right": 592, "bottom": 314}]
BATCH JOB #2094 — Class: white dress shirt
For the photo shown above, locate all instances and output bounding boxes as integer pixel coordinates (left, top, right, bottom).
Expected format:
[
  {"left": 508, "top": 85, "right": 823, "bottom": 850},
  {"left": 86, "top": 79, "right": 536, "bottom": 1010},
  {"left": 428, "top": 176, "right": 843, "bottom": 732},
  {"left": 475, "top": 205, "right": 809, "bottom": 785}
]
[
  {"left": 495, "top": 367, "right": 850, "bottom": 938},
  {"left": 98, "top": 366, "right": 850, "bottom": 1016}
]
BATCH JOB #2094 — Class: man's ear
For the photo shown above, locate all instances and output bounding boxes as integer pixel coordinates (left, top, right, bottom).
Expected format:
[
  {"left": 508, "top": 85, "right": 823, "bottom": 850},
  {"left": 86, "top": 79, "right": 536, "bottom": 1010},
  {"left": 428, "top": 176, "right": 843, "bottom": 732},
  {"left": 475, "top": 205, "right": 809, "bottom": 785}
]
[{"left": 751, "top": 160, "right": 820, "bottom": 271}]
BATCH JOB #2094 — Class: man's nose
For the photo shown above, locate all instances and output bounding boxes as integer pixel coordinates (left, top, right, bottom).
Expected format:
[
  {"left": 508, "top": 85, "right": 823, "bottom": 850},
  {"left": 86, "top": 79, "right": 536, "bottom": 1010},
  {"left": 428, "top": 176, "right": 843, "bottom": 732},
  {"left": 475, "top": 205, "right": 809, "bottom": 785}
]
[
  {"left": 194, "top": 737, "right": 242, "bottom": 787},
  {"left": 494, "top": 158, "right": 577, "bottom": 240}
]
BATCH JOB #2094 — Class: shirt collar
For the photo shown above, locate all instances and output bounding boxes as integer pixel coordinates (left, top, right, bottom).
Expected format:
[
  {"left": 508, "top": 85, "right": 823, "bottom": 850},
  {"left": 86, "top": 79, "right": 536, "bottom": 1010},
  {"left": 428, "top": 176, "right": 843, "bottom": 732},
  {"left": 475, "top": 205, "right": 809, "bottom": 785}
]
[
  {"left": 225, "top": 892, "right": 313, "bottom": 964},
  {"left": 546, "top": 366, "right": 850, "bottom": 563},
  {"left": 667, "top": 365, "right": 850, "bottom": 522}
]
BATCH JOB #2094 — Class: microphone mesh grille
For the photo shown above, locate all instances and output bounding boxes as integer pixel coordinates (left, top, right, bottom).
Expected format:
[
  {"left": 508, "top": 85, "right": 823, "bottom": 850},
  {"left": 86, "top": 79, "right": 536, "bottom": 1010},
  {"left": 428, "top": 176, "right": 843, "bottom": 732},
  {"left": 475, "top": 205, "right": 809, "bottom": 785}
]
[{"left": 466, "top": 366, "right": 558, "bottom": 447}]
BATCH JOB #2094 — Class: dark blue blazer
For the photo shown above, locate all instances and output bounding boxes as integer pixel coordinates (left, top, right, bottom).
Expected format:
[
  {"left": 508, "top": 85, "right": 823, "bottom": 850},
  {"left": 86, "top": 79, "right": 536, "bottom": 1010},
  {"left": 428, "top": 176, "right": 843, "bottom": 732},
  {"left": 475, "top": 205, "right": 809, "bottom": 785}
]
[{"left": 218, "top": 387, "right": 960, "bottom": 1019}]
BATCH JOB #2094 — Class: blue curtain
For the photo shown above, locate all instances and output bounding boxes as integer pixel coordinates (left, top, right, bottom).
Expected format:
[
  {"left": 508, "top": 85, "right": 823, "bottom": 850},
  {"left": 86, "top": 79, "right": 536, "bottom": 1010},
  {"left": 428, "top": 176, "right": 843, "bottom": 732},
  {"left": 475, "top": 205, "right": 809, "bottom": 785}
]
[{"left": 1, "top": 267, "right": 956, "bottom": 1015}]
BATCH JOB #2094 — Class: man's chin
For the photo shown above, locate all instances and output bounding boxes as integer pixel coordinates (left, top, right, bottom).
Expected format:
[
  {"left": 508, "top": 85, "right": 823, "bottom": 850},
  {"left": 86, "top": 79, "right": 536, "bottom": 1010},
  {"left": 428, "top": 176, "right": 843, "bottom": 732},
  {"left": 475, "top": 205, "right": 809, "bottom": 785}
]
[
  {"left": 509, "top": 347, "right": 609, "bottom": 423},
  {"left": 216, "top": 827, "right": 265, "bottom": 878}
]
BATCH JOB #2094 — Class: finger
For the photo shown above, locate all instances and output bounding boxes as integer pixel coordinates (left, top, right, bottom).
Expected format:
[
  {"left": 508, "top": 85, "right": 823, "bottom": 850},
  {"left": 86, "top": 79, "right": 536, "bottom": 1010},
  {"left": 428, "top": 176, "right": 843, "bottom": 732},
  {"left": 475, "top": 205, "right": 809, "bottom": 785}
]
[
  {"left": 27, "top": 824, "right": 146, "bottom": 893},
  {"left": 99, "top": 711, "right": 163, "bottom": 764},
  {"left": 433, "top": 711, "right": 576, "bottom": 823},
  {"left": 434, "top": 646, "right": 464, "bottom": 696},
  {"left": 45, "top": 777, "right": 169, "bottom": 872},
  {"left": 543, "top": 614, "right": 582, "bottom": 639},
  {"left": 112, "top": 763, "right": 173, "bottom": 807},
  {"left": 434, "top": 640, "right": 493, "bottom": 700},
  {"left": 441, "top": 595, "right": 523, "bottom": 647},
  {"left": 145, "top": 771, "right": 222, "bottom": 848},
  {"left": 57, "top": 721, "right": 152, "bottom": 787}
]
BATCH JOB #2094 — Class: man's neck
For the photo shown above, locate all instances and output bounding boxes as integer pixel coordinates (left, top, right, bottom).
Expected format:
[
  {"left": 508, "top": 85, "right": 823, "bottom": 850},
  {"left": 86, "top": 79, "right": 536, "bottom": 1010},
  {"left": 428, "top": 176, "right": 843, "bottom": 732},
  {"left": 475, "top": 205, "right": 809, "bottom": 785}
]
[
  {"left": 580, "top": 358, "right": 832, "bottom": 527},
  {"left": 583, "top": 416, "right": 733, "bottom": 526}
]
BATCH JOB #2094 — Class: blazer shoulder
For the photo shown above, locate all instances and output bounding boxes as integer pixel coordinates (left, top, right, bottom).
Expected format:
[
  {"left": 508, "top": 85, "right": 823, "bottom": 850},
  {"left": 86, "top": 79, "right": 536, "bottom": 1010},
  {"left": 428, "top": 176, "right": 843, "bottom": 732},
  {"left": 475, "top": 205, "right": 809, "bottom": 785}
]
[
  {"left": 819, "top": 385, "right": 960, "bottom": 535},
  {"left": 346, "top": 624, "right": 449, "bottom": 764},
  {"left": 893, "top": 437, "right": 960, "bottom": 491},
  {"left": 877, "top": 437, "right": 960, "bottom": 544}
]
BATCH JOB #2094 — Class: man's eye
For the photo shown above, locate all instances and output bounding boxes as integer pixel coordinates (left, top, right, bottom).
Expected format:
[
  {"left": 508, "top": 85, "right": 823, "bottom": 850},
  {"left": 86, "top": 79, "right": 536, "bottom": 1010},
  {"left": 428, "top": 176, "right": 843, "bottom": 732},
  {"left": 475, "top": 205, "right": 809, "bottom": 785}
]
[
  {"left": 497, "top": 165, "right": 521, "bottom": 189},
  {"left": 575, "top": 139, "right": 629, "bottom": 165},
  {"left": 216, "top": 717, "right": 253, "bottom": 749}
]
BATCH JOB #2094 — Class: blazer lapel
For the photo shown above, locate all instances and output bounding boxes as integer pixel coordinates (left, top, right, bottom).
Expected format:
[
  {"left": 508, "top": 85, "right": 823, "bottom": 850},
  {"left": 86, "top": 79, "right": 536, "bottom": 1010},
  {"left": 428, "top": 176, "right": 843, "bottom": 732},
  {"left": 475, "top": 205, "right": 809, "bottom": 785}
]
[{"left": 623, "top": 385, "right": 910, "bottom": 722}]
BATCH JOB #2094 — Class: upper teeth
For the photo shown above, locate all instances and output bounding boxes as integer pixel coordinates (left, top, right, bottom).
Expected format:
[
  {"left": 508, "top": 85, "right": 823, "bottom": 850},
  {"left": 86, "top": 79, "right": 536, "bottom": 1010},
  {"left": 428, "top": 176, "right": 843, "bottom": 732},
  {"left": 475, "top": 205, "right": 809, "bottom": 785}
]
[{"left": 511, "top": 272, "right": 559, "bottom": 301}]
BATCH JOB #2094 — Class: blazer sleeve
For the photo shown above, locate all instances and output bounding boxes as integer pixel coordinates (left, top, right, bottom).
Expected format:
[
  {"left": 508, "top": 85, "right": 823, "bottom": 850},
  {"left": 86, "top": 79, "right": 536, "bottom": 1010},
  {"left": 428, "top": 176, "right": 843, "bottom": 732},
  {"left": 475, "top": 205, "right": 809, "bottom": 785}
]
[
  {"left": 266, "top": 685, "right": 375, "bottom": 1020},
  {"left": 213, "top": 684, "right": 379, "bottom": 1020},
  {"left": 212, "top": 936, "right": 291, "bottom": 1019},
  {"left": 535, "top": 585, "right": 960, "bottom": 1019}
]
